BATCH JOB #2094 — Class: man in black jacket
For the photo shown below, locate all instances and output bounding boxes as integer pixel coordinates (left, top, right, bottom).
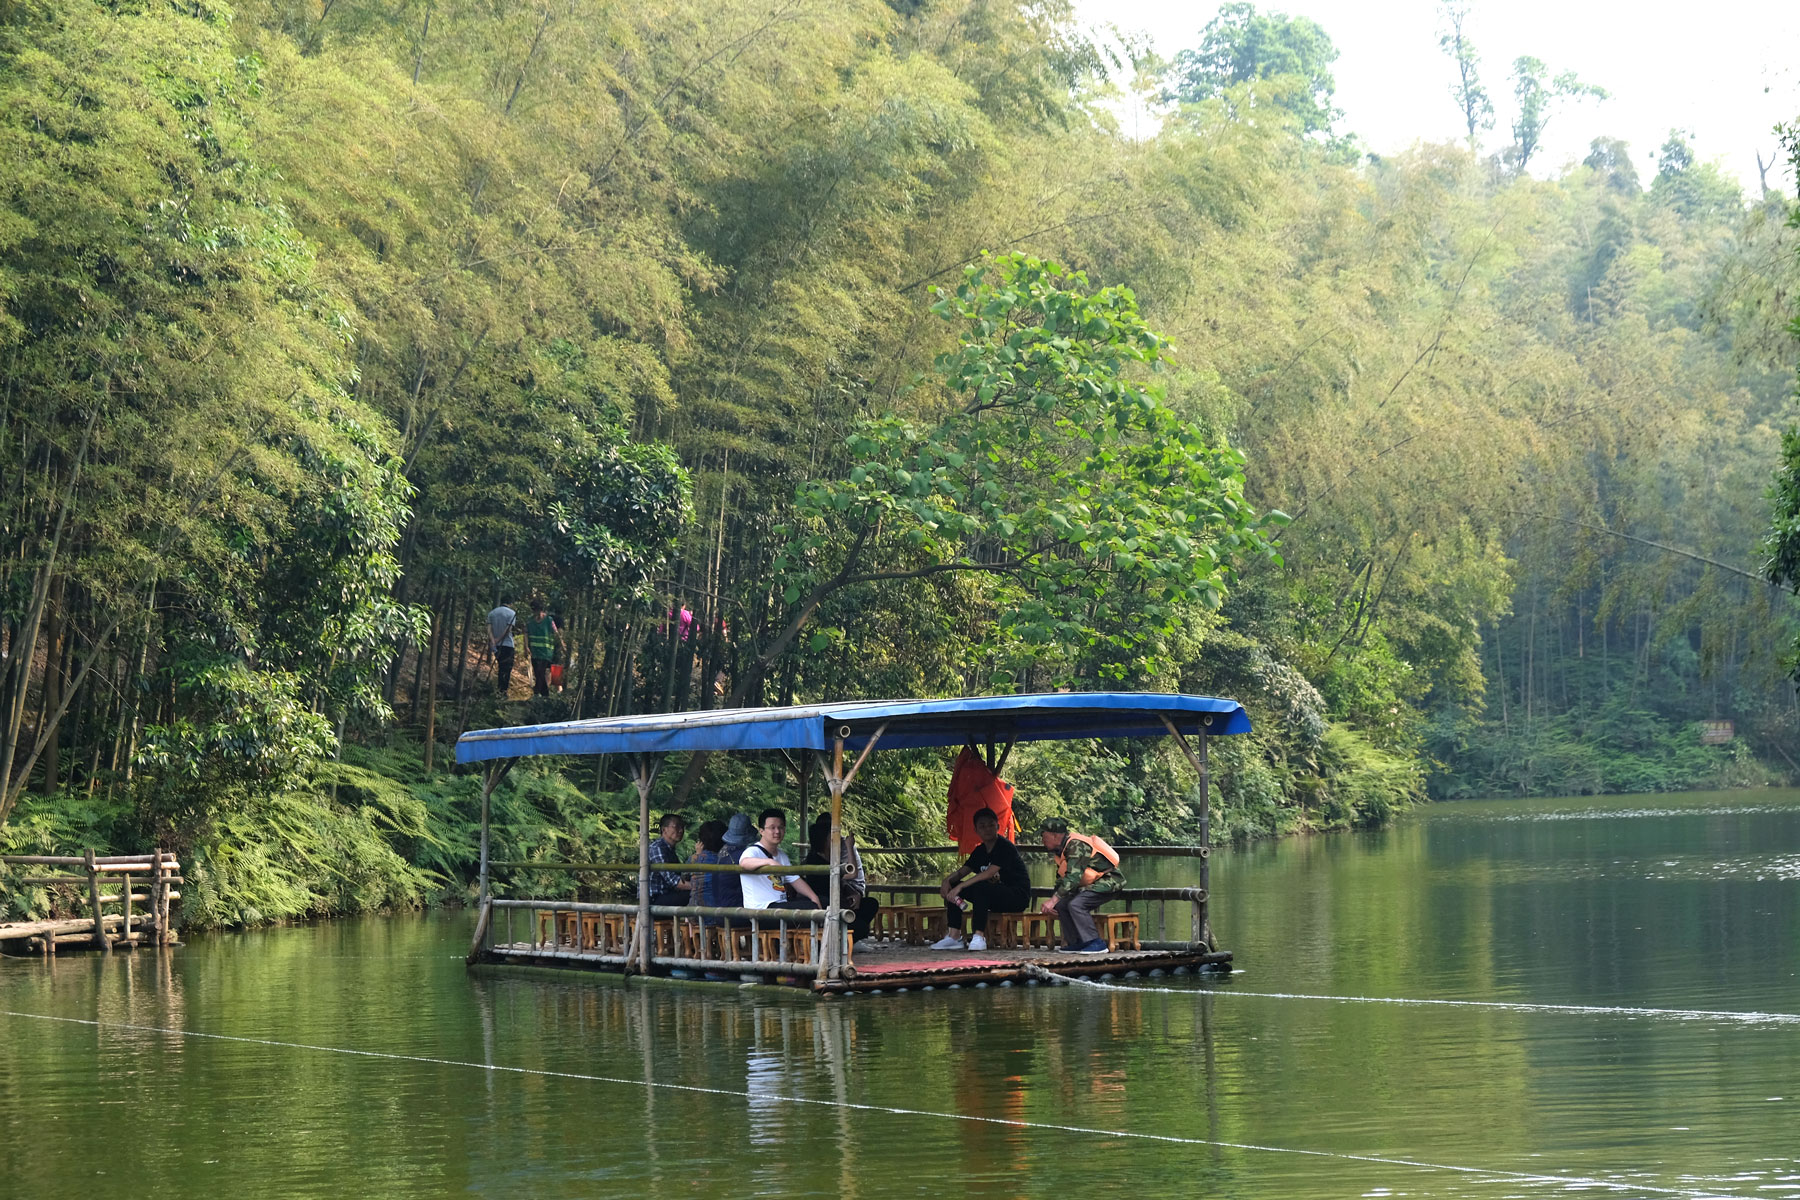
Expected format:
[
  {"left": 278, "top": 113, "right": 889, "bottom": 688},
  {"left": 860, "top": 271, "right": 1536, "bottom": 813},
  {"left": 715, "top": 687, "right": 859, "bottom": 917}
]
[{"left": 932, "top": 807, "right": 1031, "bottom": 951}]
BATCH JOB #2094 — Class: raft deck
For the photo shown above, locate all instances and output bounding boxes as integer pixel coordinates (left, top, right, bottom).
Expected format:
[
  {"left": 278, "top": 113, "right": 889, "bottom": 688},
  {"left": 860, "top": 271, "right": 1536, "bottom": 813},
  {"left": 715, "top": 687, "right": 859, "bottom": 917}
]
[{"left": 481, "top": 933, "right": 1230, "bottom": 992}]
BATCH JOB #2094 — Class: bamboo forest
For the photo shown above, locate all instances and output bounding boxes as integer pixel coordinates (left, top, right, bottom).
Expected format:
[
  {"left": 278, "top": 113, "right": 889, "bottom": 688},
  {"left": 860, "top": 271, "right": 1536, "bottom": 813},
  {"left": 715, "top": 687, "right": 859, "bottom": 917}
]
[
  {"left": 11, "top": 2, "right": 1800, "bottom": 1197},
  {"left": 3, "top": 0, "right": 1799, "bottom": 926}
]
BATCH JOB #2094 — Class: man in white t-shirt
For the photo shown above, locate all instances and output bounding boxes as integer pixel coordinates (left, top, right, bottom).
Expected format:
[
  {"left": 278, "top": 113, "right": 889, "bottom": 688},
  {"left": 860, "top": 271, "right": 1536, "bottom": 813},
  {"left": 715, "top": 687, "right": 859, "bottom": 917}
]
[
  {"left": 486, "top": 599, "right": 517, "bottom": 697},
  {"left": 738, "top": 808, "right": 823, "bottom": 911}
]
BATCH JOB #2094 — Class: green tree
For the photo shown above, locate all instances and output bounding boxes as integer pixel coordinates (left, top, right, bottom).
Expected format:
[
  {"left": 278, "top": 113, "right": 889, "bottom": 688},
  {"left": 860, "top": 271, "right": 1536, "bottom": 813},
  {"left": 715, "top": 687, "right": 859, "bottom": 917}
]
[
  {"left": 1506, "top": 56, "right": 1607, "bottom": 173},
  {"left": 1651, "top": 130, "right": 1744, "bottom": 221},
  {"left": 1438, "top": 1, "right": 1493, "bottom": 150},
  {"left": 0, "top": 0, "right": 424, "bottom": 825},
  {"left": 1165, "top": 2, "right": 1341, "bottom": 135}
]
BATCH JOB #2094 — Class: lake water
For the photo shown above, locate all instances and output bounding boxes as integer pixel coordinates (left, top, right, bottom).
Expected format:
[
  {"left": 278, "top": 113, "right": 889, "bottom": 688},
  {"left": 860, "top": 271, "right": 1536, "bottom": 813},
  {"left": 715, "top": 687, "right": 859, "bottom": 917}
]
[{"left": 3, "top": 789, "right": 1798, "bottom": 1198}]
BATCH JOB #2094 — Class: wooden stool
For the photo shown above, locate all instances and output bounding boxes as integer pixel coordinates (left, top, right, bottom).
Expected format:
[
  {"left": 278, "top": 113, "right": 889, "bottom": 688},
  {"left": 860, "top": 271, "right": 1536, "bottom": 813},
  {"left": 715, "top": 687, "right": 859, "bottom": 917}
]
[
  {"left": 653, "top": 919, "right": 678, "bottom": 956},
  {"left": 755, "top": 926, "right": 815, "bottom": 964},
  {"left": 1097, "top": 912, "right": 1140, "bottom": 951},
  {"left": 1021, "top": 912, "right": 1058, "bottom": 949},
  {"left": 704, "top": 923, "right": 749, "bottom": 962},
  {"left": 578, "top": 913, "right": 603, "bottom": 951},
  {"left": 602, "top": 913, "right": 627, "bottom": 954},
  {"left": 537, "top": 910, "right": 580, "bottom": 947},
  {"left": 900, "top": 906, "right": 946, "bottom": 945},
  {"left": 871, "top": 906, "right": 908, "bottom": 942},
  {"left": 678, "top": 919, "right": 705, "bottom": 958},
  {"left": 986, "top": 912, "right": 1026, "bottom": 949}
]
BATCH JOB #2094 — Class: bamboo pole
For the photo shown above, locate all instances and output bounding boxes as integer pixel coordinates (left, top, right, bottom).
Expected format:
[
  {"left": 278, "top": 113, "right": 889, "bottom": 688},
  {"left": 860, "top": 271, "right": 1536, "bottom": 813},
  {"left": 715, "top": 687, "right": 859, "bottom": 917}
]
[
  {"left": 469, "top": 759, "right": 513, "bottom": 960},
  {"left": 1158, "top": 715, "right": 1214, "bottom": 950},
  {"left": 629, "top": 754, "right": 662, "bottom": 974},
  {"left": 0, "top": 853, "right": 182, "bottom": 867},
  {"left": 489, "top": 899, "right": 844, "bottom": 923},
  {"left": 85, "top": 848, "right": 107, "bottom": 952},
  {"left": 488, "top": 860, "right": 833, "bottom": 875},
  {"left": 822, "top": 734, "right": 843, "bottom": 982},
  {"left": 152, "top": 850, "right": 166, "bottom": 946}
]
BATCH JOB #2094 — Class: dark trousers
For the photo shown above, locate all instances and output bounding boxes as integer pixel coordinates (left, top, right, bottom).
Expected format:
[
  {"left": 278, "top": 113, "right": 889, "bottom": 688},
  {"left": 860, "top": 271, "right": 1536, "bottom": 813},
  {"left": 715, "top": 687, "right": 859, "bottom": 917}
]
[
  {"left": 1053, "top": 888, "right": 1111, "bottom": 949},
  {"left": 494, "top": 645, "right": 515, "bottom": 694},
  {"left": 845, "top": 895, "right": 879, "bottom": 941},
  {"left": 649, "top": 889, "right": 687, "bottom": 909},
  {"left": 531, "top": 657, "right": 553, "bottom": 696},
  {"left": 946, "top": 880, "right": 1030, "bottom": 934}
]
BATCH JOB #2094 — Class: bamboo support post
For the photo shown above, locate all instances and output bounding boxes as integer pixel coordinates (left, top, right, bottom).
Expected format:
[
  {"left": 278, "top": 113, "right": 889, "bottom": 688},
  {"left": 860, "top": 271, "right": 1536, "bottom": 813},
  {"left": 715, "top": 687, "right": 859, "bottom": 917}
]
[
  {"left": 468, "top": 758, "right": 515, "bottom": 961},
  {"left": 628, "top": 754, "right": 662, "bottom": 975},
  {"left": 1158, "top": 715, "right": 1214, "bottom": 950},
  {"left": 152, "top": 850, "right": 166, "bottom": 945},
  {"left": 85, "top": 848, "right": 107, "bottom": 952}
]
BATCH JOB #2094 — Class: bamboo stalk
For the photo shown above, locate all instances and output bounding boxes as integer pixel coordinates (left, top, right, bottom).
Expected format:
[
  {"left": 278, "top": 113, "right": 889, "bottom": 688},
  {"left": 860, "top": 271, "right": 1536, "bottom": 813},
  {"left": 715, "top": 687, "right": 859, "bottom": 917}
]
[{"left": 423, "top": 605, "right": 441, "bottom": 774}]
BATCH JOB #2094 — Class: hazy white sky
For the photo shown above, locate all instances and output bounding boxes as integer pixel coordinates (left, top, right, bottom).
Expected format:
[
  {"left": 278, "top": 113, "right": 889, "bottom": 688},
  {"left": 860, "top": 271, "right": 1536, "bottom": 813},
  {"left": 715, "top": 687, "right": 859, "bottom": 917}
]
[{"left": 1077, "top": 0, "right": 1800, "bottom": 193}]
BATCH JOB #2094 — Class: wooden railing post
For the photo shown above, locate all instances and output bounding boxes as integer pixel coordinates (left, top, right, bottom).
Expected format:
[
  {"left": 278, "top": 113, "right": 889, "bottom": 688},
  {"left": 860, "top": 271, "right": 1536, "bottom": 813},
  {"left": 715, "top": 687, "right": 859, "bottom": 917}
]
[
  {"left": 151, "top": 850, "right": 167, "bottom": 946},
  {"left": 85, "top": 848, "right": 107, "bottom": 952}
]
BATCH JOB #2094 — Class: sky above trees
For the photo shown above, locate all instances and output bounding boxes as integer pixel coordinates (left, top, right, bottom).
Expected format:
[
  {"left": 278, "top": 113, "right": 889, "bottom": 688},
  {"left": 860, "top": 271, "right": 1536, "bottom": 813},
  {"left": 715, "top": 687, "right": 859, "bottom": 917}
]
[{"left": 1082, "top": 0, "right": 1800, "bottom": 192}]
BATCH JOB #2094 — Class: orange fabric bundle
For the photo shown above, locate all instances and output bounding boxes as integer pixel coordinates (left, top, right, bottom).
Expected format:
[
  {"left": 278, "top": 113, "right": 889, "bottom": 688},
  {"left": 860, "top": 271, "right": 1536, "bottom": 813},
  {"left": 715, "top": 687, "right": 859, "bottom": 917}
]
[{"left": 946, "top": 747, "right": 1017, "bottom": 853}]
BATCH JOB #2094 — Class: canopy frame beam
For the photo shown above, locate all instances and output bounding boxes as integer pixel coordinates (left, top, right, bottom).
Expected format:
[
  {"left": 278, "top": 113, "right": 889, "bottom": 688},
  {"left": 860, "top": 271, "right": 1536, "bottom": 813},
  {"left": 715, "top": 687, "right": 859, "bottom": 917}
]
[
  {"left": 1159, "top": 714, "right": 1213, "bottom": 949},
  {"left": 816, "top": 720, "right": 887, "bottom": 981}
]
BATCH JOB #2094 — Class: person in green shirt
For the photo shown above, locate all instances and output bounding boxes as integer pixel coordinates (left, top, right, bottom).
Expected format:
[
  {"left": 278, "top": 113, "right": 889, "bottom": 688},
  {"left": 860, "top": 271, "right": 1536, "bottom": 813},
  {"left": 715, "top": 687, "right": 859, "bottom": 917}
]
[
  {"left": 1037, "top": 817, "right": 1125, "bottom": 953},
  {"left": 525, "top": 600, "right": 564, "bottom": 697}
]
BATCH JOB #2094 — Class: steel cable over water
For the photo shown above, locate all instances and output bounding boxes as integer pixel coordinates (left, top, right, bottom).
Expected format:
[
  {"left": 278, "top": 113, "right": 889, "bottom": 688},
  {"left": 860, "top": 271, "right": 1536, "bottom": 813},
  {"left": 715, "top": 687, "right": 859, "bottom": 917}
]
[
  {"left": 0, "top": 1008, "right": 1760, "bottom": 1199},
  {"left": 1021, "top": 966, "right": 1800, "bottom": 1026}
]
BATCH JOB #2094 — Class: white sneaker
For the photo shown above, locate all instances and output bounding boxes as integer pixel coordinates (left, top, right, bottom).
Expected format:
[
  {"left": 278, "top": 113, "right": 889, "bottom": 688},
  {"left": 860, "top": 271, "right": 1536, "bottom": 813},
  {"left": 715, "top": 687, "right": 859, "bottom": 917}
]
[
  {"left": 930, "top": 934, "right": 966, "bottom": 950},
  {"left": 967, "top": 932, "right": 988, "bottom": 951}
]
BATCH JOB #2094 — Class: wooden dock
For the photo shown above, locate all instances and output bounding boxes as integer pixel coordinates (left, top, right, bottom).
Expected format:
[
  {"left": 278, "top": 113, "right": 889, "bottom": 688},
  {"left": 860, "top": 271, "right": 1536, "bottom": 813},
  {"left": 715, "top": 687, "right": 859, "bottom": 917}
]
[{"left": 0, "top": 850, "right": 181, "bottom": 955}]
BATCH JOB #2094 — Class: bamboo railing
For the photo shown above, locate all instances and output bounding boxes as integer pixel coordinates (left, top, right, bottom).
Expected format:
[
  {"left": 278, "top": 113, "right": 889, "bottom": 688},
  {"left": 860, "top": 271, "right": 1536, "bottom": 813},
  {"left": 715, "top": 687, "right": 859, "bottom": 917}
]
[{"left": 0, "top": 849, "right": 182, "bottom": 954}]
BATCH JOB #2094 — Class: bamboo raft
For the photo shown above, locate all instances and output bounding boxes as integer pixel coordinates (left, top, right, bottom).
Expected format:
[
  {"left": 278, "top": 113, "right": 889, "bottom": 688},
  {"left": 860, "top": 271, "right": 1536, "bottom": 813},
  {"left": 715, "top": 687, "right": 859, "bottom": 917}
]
[
  {"left": 481, "top": 879, "right": 1230, "bottom": 993},
  {"left": 0, "top": 850, "right": 182, "bottom": 955},
  {"left": 458, "top": 693, "right": 1249, "bottom": 995}
]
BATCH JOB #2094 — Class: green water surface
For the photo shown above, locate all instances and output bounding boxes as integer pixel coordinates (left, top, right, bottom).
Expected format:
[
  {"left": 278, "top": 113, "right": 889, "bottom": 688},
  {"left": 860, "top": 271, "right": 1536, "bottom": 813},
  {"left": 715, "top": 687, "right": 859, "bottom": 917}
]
[{"left": 3, "top": 789, "right": 1798, "bottom": 1197}]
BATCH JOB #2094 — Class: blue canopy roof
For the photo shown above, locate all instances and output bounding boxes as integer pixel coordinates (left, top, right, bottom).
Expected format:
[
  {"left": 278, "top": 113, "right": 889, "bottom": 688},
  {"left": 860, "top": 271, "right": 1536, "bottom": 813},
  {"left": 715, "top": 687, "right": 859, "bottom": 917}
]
[{"left": 454, "top": 692, "right": 1249, "bottom": 764}]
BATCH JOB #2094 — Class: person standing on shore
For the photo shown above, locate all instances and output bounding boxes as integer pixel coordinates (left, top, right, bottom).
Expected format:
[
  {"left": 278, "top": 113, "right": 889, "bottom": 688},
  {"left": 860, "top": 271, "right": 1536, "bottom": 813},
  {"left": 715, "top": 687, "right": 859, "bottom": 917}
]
[
  {"left": 487, "top": 598, "right": 518, "bottom": 697},
  {"left": 525, "top": 599, "right": 564, "bottom": 697}
]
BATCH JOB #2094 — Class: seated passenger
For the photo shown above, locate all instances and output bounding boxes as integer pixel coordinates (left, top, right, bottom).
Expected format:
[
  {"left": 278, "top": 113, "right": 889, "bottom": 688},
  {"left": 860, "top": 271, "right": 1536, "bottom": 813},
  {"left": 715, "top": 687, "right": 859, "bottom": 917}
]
[
  {"left": 1037, "top": 817, "right": 1125, "bottom": 953},
  {"left": 932, "top": 807, "right": 1030, "bottom": 950},
  {"left": 738, "top": 808, "right": 823, "bottom": 912},
  {"left": 716, "top": 812, "right": 758, "bottom": 926},
  {"left": 646, "top": 813, "right": 690, "bottom": 908},
  {"left": 689, "top": 820, "right": 727, "bottom": 914},
  {"left": 804, "top": 812, "right": 879, "bottom": 943}
]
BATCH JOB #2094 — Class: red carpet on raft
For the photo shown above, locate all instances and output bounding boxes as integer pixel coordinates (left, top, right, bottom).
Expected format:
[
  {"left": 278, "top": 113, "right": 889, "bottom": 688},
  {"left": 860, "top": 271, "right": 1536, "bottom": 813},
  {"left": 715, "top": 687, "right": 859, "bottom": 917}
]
[{"left": 857, "top": 955, "right": 1016, "bottom": 975}]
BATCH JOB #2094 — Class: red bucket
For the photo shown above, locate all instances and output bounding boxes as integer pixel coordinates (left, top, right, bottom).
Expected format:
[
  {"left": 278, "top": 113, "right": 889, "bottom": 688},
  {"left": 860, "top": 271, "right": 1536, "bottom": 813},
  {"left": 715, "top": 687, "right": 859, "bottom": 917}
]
[{"left": 549, "top": 664, "right": 565, "bottom": 688}]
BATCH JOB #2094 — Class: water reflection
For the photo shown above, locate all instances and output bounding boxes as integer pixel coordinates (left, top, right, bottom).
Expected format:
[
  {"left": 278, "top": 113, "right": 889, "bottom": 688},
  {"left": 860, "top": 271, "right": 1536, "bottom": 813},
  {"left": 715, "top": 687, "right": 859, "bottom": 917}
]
[{"left": 3, "top": 789, "right": 1799, "bottom": 1197}]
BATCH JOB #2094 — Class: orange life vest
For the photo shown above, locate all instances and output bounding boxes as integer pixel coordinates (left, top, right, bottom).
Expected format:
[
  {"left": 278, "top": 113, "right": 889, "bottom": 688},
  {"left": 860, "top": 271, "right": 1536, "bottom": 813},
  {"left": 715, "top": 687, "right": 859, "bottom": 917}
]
[{"left": 1054, "top": 832, "right": 1121, "bottom": 887}]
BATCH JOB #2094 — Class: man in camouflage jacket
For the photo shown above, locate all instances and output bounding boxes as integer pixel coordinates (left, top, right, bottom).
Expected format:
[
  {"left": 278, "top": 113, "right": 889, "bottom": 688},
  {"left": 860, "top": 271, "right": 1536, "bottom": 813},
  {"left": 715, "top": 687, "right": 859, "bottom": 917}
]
[{"left": 1038, "top": 817, "right": 1125, "bottom": 952}]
